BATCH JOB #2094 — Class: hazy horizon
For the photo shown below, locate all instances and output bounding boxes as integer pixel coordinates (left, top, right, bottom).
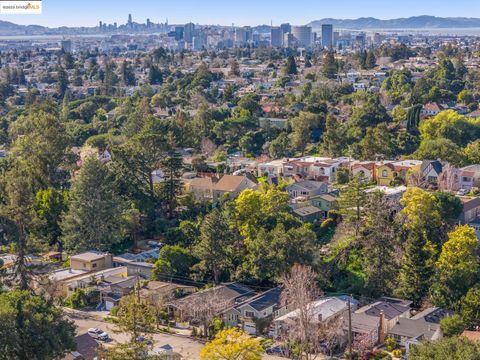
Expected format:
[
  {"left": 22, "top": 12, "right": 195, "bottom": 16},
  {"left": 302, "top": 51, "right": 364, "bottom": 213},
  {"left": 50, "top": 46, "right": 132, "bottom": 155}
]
[{"left": 1, "top": 0, "right": 480, "bottom": 28}]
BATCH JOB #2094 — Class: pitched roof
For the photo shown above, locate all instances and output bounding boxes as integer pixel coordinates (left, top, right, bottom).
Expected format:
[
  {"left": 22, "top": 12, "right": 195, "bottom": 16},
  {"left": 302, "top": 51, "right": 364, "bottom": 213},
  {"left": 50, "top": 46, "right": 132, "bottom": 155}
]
[
  {"left": 420, "top": 160, "right": 443, "bottom": 175},
  {"left": 71, "top": 251, "right": 107, "bottom": 262},
  {"left": 214, "top": 175, "right": 247, "bottom": 192},
  {"left": 293, "top": 206, "right": 322, "bottom": 217},
  {"left": 237, "top": 287, "right": 283, "bottom": 312},
  {"left": 188, "top": 177, "right": 213, "bottom": 189},
  {"left": 357, "top": 301, "right": 410, "bottom": 320}
]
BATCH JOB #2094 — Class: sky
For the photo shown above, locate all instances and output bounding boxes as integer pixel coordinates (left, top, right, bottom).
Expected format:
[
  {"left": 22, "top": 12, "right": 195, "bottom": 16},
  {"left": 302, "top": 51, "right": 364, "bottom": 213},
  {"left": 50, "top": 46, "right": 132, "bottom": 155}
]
[{"left": 2, "top": 0, "right": 480, "bottom": 28}]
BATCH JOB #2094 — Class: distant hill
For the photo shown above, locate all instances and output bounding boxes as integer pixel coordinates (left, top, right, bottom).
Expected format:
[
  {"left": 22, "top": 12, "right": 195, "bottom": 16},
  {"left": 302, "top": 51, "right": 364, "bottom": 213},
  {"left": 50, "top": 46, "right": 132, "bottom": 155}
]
[
  {"left": 308, "top": 16, "right": 480, "bottom": 29},
  {"left": 0, "top": 20, "right": 47, "bottom": 35}
]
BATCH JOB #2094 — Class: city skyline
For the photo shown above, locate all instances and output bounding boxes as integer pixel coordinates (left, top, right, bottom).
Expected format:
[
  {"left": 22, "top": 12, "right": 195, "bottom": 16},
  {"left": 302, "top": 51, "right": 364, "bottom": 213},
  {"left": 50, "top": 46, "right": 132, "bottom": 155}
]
[{"left": 1, "top": 0, "right": 480, "bottom": 28}]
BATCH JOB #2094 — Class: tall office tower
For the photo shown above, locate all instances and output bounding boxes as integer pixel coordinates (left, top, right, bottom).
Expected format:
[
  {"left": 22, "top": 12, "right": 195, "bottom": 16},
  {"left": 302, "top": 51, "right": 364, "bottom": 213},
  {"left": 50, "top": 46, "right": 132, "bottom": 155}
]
[
  {"left": 128, "top": 14, "right": 132, "bottom": 26},
  {"left": 146, "top": 18, "right": 151, "bottom": 28},
  {"left": 283, "top": 32, "right": 295, "bottom": 48},
  {"left": 175, "top": 26, "right": 184, "bottom": 41},
  {"left": 270, "top": 26, "right": 283, "bottom": 47},
  {"left": 235, "top": 26, "right": 251, "bottom": 45},
  {"left": 184, "top": 22, "right": 195, "bottom": 43},
  {"left": 322, "top": 24, "right": 333, "bottom": 49},
  {"left": 333, "top": 31, "right": 339, "bottom": 47},
  {"left": 292, "top": 26, "right": 312, "bottom": 48},
  {"left": 280, "top": 23, "right": 291, "bottom": 34},
  {"left": 61, "top": 40, "right": 72, "bottom": 53},
  {"left": 99, "top": 21, "right": 103, "bottom": 29}
]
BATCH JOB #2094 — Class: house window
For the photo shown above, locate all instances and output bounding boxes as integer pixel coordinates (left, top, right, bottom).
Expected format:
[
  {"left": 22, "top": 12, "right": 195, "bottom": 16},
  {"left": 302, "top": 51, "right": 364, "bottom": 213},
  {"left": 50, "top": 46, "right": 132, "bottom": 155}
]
[
  {"left": 382, "top": 170, "right": 388, "bottom": 177},
  {"left": 92, "top": 263, "right": 97, "bottom": 268},
  {"left": 245, "top": 311, "right": 255, "bottom": 318},
  {"left": 301, "top": 191, "right": 308, "bottom": 195},
  {"left": 463, "top": 177, "right": 471, "bottom": 182}
]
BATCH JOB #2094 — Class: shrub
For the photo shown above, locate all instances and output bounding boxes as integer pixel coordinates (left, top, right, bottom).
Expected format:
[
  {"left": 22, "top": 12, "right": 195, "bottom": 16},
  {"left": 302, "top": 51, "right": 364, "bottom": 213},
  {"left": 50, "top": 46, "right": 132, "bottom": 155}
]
[
  {"left": 384, "top": 337, "right": 397, "bottom": 351},
  {"left": 392, "top": 349, "right": 403, "bottom": 357}
]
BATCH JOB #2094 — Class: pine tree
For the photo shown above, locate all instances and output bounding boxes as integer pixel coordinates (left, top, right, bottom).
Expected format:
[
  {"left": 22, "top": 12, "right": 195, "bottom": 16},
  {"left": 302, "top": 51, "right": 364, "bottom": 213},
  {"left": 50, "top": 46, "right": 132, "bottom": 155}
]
[
  {"left": 158, "top": 151, "right": 183, "bottom": 219},
  {"left": 322, "top": 114, "right": 343, "bottom": 157},
  {"left": 61, "top": 157, "right": 127, "bottom": 253},
  {"left": 284, "top": 56, "right": 297, "bottom": 75},
  {"left": 338, "top": 174, "right": 367, "bottom": 236},
  {"left": 365, "top": 50, "right": 377, "bottom": 69},
  {"left": 396, "top": 229, "right": 435, "bottom": 307},
  {"left": 193, "top": 209, "right": 234, "bottom": 284},
  {"left": 361, "top": 192, "right": 399, "bottom": 297},
  {"left": 322, "top": 51, "right": 337, "bottom": 79}
]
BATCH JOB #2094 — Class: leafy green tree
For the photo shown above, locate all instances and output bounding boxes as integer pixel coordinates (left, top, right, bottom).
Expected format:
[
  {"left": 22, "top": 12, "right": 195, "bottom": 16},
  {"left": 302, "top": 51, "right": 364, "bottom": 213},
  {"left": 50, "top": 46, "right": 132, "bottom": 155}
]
[
  {"left": 152, "top": 245, "right": 195, "bottom": 281},
  {"left": 0, "top": 163, "right": 36, "bottom": 290},
  {"left": 464, "top": 139, "right": 480, "bottom": 165},
  {"left": 9, "top": 108, "right": 73, "bottom": 189},
  {"left": 61, "top": 157, "right": 127, "bottom": 253},
  {"left": 30, "top": 187, "right": 68, "bottom": 250},
  {"left": 440, "top": 315, "right": 465, "bottom": 337},
  {"left": 290, "top": 112, "right": 323, "bottom": 155},
  {"left": 419, "top": 110, "right": 480, "bottom": 148},
  {"left": 268, "top": 132, "right": 291, "bottom": 159},
  {"left": 200, "top": 328, "right": 263, "bottom": 360},
  {"left": 461, "top": 286, "right": 480, "bottom": 330},
  {"left": 382, "top": 70, "right": 412, "bottom": 104},
  {"left": 409, "top": 336, "right": 480, "bottom": 360},
  {"left": 0, "top": 290, "right": 76, "bottom": 360},
  {"left": 322, "top": 114, "right": 344, "bottom": 157},
  {"left": 242, "top": 224, "right": 316, "bottom": 283},
  {"left": 99, "top": 341, "right": 161, "bottom": 360},
  {"left": 414, "top": 137, "right": 466, "bottom": 166},
  {"left": 358, "top": 123, "right": 393, "bottom": 160},
  {"left": 193, "top": 209, "right": 235, "bottom": 283},
  {"left": 432, "top": 225, "right": 479, "bottom": 308},
  {"left": 115, "top": 292, "right": 156, "bottom": 341}
]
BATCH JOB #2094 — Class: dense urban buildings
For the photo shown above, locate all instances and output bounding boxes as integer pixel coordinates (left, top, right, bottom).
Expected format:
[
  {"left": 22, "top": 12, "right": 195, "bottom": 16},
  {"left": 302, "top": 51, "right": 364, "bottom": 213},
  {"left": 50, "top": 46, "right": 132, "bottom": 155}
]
[{"left": 2, "top": 6, "right": 480, "bottom": 360}]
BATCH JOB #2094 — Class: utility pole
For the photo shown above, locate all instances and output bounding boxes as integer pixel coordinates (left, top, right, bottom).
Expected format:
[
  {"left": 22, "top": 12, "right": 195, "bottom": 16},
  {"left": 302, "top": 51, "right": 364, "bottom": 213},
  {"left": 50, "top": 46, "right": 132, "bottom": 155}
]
[{"left": 347, "top": 295, "right": 352, "bottom": 356}]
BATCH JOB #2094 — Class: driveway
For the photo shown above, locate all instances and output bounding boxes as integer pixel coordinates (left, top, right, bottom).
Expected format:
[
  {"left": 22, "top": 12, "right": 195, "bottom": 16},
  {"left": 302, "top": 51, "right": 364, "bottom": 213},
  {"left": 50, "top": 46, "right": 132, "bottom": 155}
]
[{"left": 64, "top": 309, "right": 286, "bottom": 360}]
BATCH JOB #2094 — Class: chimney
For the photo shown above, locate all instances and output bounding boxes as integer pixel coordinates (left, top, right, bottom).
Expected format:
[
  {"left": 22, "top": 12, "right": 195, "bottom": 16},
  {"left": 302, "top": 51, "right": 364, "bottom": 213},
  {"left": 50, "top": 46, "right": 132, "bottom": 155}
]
[{"left": 378, "top": 310, "right": 386, "bottom": 344}]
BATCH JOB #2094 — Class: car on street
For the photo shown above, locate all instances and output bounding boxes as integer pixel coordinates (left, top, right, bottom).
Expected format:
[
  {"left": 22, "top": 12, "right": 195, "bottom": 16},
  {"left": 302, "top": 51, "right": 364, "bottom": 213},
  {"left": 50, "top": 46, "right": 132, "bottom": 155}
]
[
  {"left": 87, "top": 327, "right": 109, "bottom": 341},
  {"left": 266, "top": 346, "right": 289, "bottom": 357}
]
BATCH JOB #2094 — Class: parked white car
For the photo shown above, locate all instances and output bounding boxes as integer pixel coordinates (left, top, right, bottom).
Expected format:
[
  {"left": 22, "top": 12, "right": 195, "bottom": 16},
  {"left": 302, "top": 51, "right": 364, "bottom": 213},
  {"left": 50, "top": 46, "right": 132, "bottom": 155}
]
[{"left": 87, "top": 328, "right": 109, "bottom": 341}]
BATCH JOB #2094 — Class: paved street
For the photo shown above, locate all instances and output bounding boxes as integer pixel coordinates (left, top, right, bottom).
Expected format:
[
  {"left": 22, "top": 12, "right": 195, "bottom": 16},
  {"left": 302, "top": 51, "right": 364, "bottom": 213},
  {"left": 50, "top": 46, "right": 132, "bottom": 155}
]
[{"left": 64, "top": 309, "right": 286, "bottom": 360}]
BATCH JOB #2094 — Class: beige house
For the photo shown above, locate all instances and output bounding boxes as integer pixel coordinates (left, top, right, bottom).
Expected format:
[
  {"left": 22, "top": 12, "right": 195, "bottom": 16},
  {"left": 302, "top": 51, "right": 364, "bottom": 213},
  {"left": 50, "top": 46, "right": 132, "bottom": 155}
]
[
  {"left": 70, "top": 252, "right": 113, "bottom": 272},
  {"left": 212, "top": 175, "right": 257, "bottom": 202},
  {"left": 185, "top": 175, "right": 257, "bottom": 203},
  {"left": 184, "top": 177, "right": 214, "bottom": 202}
]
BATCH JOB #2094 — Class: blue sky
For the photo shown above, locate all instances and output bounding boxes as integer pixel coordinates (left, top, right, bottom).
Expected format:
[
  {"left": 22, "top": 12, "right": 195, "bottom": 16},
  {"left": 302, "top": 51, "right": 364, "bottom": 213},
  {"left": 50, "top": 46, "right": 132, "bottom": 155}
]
[{"left": 2, "top": 0, "right": 480, "bottom": 27}]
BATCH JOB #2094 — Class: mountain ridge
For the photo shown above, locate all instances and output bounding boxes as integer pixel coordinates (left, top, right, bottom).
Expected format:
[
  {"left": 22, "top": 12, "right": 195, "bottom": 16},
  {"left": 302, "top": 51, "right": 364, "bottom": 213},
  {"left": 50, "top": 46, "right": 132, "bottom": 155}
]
[{"left": 308, "top": 16, "right": 480, "bottom": 29}]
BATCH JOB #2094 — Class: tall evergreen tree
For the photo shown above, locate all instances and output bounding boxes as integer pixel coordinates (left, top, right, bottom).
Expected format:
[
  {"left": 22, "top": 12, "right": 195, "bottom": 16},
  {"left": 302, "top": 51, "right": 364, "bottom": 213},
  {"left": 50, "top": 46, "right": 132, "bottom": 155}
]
[
  {"left": 361, "top": 191, "right": 399, "bottom": 297},
  {"left": 61, "top": 157, "right": 127, "bottom": 253},
  {"left": 0, "top": 290, "right": 76, "bottom": 360},
  {"left": 284, "top": 56, "right": 297, "bottom": 75},
  {"left": 396, "top": 228, "right": 435, "bottom": 308},
  {"left": 322, "top": 51, "right": 337, "bottom": 79},
  {"left": 322, "top": 114, "right": 344, "bottom": 157},
  {"left": 193, "top": 209, "right": 235, "bottom": 284},
  {"left": 158, "top": 151, "right": 183, "bottom": 219}
]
